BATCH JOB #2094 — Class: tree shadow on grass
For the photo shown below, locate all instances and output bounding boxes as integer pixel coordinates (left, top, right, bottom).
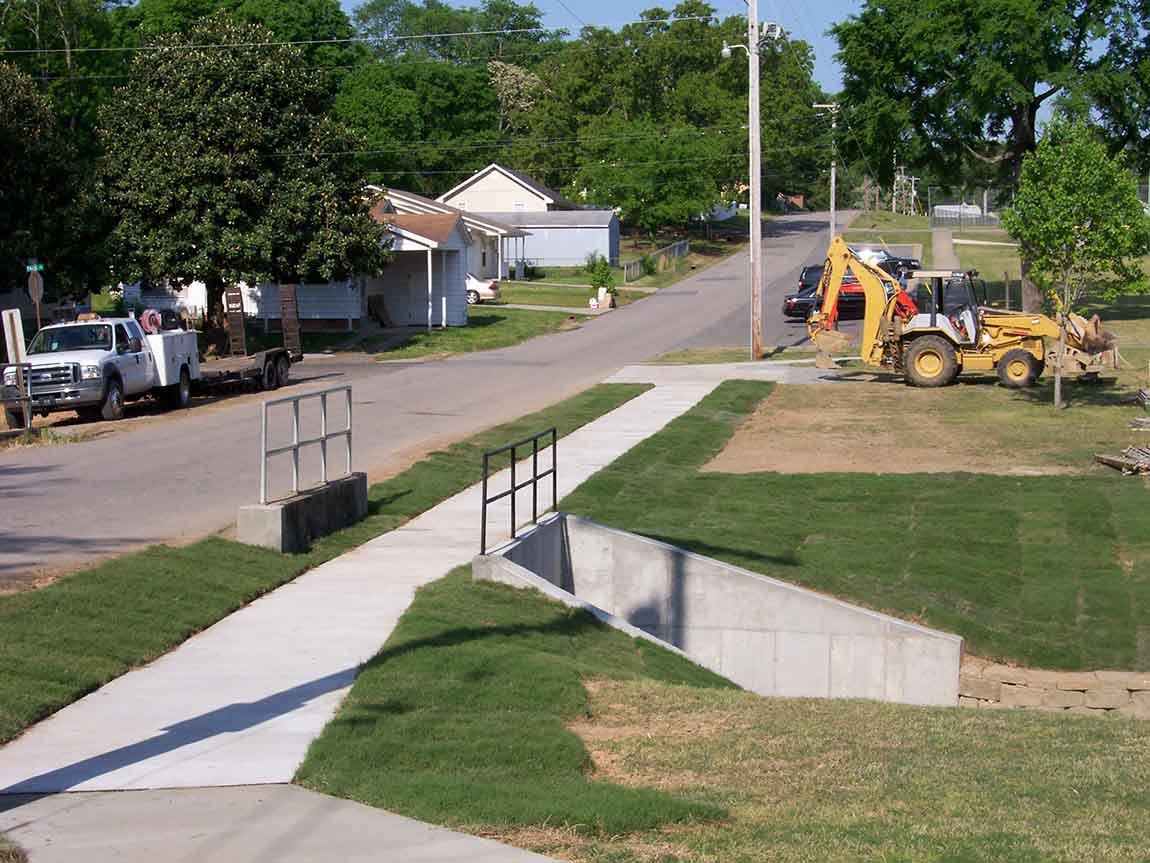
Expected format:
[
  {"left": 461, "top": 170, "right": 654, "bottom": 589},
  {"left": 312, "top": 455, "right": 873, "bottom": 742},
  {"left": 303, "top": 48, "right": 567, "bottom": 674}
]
[{"left": 1008, "top": 378, "right": 1136, "bottom": 408}]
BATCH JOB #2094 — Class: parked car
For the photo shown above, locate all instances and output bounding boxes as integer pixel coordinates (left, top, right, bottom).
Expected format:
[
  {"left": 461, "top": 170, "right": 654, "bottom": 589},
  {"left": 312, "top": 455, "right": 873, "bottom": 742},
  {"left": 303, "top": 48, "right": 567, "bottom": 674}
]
[
  {"left": 850, "top": 246, "right": 922, "bottom": 279},
  {"left": 782, "top": 264, "right": 864, "bottom": 320},
  {"left": 466, "top": 273, "right": 500, "bottom": 305}
]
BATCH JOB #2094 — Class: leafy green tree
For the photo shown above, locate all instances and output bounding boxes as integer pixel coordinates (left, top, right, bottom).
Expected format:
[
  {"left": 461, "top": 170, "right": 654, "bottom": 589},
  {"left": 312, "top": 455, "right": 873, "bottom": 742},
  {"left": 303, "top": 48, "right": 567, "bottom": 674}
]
[
  {"left": 334, "top": 60, "right": 500, "bottom": 195},
  {"left": 833, "top": 0, "right": 1123, "bottom": 187},
  {"left": 0, "top": 61, "right": 87, "bottom": 298},
  {"left": 571, "top": 116, "right": 724, "bottom": 236},
  {"left": 1001, "top": 120, "right": 1150, "bottom": 407},
  {"left": 97, "top": 14, "right": 387, "bottom": 330}
]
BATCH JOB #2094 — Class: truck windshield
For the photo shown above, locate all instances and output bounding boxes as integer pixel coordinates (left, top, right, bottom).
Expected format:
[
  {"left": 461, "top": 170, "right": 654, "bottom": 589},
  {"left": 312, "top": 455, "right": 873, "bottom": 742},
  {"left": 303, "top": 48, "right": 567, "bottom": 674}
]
[{"left": 27, "top": 324, "right": 113, "bottom": 354}]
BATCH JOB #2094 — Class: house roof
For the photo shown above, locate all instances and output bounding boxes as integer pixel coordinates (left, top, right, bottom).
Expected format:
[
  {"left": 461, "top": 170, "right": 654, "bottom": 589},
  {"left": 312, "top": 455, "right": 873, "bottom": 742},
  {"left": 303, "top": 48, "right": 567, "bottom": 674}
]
[
  {"left": 473, "top": 210, "right": 617, "bottom": 229},
  {"left": 369, "top": 201, "right": 462, "bottom": 246},
  {"left": 384, "top": 188, "right": 527, "bottom": 237},
  {"left": 436, "top": 163, "right": 581, "bottom": 211}
]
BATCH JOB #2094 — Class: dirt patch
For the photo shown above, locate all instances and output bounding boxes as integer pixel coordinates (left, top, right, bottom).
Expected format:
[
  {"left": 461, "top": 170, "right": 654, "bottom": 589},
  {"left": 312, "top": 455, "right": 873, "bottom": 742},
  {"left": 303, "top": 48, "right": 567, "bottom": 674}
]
[{"left": 705, "top": 383, "right": 1084, "bottom": 476}]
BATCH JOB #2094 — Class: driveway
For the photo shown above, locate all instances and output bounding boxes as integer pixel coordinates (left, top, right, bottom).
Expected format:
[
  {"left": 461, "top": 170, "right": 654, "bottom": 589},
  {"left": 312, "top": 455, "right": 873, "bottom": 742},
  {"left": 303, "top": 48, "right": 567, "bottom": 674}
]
[{"left": 0, "top": 212, "right": 835, "bottom": 583}]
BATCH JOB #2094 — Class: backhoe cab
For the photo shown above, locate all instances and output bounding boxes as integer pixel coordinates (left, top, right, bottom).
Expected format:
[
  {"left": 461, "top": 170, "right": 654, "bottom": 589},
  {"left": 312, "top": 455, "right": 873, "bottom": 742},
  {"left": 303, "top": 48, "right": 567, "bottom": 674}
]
[{"left": 808, "top": 237, "right": 1118, "bottom": 388}]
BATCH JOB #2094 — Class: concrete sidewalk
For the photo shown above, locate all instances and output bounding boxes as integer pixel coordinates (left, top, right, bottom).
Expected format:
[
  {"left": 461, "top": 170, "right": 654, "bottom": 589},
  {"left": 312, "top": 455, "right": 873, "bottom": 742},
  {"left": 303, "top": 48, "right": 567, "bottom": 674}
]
[
  {"left": 0, "top": 384, "right": 720, "bottom": 795},
  {"left": 0, "top": 785, "right": 554, "bottom": 863}
]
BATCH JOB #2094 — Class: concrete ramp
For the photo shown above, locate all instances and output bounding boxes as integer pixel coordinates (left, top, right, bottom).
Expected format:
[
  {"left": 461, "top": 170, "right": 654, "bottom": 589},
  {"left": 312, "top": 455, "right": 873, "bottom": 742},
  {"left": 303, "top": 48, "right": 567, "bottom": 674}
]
[{"left": 475, "top": 514, "right": 962, "bottom": 707}]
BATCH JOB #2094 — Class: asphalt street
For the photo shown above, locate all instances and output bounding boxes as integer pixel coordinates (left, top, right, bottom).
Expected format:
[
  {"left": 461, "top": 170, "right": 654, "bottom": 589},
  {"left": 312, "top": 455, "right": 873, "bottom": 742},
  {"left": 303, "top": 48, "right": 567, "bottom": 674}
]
[{"left": 0, "top": 211, "right": 838, "bottom": 581}]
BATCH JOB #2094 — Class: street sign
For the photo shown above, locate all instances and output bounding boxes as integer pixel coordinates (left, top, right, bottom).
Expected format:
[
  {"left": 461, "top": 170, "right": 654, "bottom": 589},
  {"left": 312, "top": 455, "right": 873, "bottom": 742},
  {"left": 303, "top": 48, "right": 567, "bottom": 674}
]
[
  {"left": 25, "top": 260, "right": 44, "bottom": 273},
  {"left": 27, "top": 271, "right": 43, "bottom": 304},
  {"left": 3, "top": 309, "right": 26, "bottom": 365}
]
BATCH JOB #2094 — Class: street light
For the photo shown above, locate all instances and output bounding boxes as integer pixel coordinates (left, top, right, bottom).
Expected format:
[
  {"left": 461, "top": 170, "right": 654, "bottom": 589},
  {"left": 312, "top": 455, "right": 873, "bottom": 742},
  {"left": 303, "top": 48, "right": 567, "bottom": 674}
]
[{"left": 721, "top": 17, "right": 779, "bottom": 361}]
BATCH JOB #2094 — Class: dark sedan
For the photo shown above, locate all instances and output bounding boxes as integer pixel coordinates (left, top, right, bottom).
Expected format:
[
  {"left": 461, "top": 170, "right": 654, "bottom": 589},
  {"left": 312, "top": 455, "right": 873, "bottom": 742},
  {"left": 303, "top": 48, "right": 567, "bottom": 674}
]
[{"left": 782, "top": 264, "right": 864, "bottom": 320}]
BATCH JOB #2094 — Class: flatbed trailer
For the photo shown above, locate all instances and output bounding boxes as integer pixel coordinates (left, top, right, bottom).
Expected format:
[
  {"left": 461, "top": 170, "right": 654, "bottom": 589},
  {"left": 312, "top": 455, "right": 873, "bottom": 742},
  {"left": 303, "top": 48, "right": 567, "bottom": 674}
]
[{"left": 197, "top": 346, "right": 298, "bottom": 392}]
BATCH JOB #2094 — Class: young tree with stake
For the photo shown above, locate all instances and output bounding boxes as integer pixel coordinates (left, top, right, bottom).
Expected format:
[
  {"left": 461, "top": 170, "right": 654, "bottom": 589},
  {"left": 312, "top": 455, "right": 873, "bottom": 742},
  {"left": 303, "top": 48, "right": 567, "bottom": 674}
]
[{"left": 1002, "top": 120, "right": 1150, "bottom": 408}]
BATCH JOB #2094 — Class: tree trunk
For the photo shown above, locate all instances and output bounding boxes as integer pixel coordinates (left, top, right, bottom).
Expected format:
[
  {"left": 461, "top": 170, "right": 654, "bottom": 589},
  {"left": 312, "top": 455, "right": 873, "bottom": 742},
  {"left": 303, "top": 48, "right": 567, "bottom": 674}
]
[{"left": 1020, "top": 255, "right": 1043, "bottom": 312}]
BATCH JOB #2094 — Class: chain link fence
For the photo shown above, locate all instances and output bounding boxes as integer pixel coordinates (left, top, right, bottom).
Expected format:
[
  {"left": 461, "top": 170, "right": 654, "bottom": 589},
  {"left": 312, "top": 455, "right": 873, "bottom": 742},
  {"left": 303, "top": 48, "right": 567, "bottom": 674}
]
[
  {"left": 622, "top": 239, "right": 690, "bottom": 283},
  {"left": 928, "top": 187, "right": 1014, "bottom": 229}
]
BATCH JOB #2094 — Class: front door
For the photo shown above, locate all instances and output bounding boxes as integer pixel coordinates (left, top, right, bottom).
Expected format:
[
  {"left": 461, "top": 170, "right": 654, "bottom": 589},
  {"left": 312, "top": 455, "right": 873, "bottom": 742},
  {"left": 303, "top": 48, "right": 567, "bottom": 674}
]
[{"left": 114, "top": 323, "right": 149, "bottom": 394}]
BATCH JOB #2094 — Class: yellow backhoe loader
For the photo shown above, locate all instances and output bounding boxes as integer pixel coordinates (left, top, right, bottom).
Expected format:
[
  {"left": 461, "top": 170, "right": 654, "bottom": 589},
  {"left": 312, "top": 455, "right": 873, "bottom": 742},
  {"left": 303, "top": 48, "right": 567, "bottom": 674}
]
[{"left": 808, "top": 238, "right": 1118, "bottom": 387}]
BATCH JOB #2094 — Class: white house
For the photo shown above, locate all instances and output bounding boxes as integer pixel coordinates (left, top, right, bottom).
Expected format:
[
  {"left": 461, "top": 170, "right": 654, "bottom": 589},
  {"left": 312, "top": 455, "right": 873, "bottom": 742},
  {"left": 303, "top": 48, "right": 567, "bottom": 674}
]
[
  {"left": 381, "top": 187, "right": 527, "bottom": 281},
  {"left": 437, "top": 164, "right": 620, "bottom": 267}
]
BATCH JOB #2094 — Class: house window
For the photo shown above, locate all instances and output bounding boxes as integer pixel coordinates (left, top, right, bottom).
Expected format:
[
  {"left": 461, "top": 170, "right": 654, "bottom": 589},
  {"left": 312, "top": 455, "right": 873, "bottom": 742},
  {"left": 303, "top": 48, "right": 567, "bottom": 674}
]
[{"left": 513, "top": 201, "right": 526, "bottom": 211}]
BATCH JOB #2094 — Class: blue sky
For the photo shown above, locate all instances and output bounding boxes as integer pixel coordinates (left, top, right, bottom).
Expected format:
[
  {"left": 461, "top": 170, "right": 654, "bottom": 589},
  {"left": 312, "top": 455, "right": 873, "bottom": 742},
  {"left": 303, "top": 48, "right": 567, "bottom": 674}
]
[{"left": 339, "top": 0, "right": 859, "bottom": 92}]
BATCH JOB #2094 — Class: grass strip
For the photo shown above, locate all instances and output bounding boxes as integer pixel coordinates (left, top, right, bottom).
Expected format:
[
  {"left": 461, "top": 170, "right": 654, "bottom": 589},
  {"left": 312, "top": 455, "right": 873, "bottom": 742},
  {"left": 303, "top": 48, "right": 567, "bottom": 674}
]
[
  {"left": 562, "top": 380, "right": 1150, "bottom": 670},
  {"left": 0, "top": 383, "right": 649, "bottom": 745},
  {"left": 375, "top": 310, "right": 581, "bottom": 361},
  {"left": 296, "top": 568, "right": 730, "bottom": 831}
]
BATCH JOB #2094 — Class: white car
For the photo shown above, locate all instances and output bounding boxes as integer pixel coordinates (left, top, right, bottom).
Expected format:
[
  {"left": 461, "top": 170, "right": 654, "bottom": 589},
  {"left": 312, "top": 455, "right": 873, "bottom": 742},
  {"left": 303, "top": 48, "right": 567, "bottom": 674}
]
[{"left": 466, "top": 273, "right": 501, "bottom": 305}]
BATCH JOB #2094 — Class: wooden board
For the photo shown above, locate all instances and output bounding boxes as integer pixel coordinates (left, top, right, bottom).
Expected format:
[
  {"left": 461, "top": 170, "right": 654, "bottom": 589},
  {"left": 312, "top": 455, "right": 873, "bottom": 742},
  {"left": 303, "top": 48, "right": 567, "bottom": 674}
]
[
  {"left": 279, "top": 283, "right": 302, "bottom": 360},
  {"left": 225, "top": 286, "right": 248, "bottom": 357}
]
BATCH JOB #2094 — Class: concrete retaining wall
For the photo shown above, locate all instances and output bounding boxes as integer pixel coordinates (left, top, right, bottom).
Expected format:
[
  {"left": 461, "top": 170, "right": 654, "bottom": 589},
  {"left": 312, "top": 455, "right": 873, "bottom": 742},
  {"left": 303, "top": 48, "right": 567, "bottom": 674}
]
[
  {"left": 237, "top": 472, "right": 368, "bottom": 553},
  {"left": 476, "top": 514, "right": 963, "bottom": 707}
]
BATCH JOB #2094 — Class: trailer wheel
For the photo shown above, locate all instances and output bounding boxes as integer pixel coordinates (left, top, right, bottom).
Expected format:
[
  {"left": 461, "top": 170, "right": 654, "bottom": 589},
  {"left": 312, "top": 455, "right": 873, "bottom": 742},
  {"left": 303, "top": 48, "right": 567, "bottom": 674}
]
[
  {"left": 276, "top": 355, "right": 290, "bottom": 387},
  {"left": 163, "top": 366, "right": 192, "bottom": 409},
  {"left": 261, "top": 360, "right": 279, "bottom": 391},
  {"left": 904, "top": 336, "right": 958, "bottom": 387},
  {"left": 100, "top": 378, "right": 125, "bottom": 421},
  {"left": 996, "top": 349, "right": 1040, "bottom": 388}
]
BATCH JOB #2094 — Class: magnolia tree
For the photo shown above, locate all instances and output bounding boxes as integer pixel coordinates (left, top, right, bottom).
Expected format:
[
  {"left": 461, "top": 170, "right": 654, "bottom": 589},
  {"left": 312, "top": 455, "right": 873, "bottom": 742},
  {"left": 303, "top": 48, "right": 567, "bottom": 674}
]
[{"left": 1002, "top": 120, "right": 1150, "bottom": 408}]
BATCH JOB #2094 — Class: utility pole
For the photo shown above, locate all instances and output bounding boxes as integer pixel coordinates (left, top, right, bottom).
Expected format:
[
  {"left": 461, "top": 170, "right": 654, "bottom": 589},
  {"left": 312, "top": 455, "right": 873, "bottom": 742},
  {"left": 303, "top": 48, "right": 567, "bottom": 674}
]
[
  {"left": 747, "top": 2, "right": 762, "bottom": 361},
  {"left": 722, "top": 17, "right": 777, "bottom": 361},
  {"left": 813, "top": 102, "right": 838, "bottom": 239}
]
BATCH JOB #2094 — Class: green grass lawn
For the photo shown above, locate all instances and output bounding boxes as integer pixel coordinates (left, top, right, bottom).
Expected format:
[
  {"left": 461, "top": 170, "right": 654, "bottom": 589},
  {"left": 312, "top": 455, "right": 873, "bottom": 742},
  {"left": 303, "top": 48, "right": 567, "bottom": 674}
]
[
  {"left": 0, "top": 383, "right": 648, "bottom": 745},
  {"left": 523, "top": 677, "right": 1150, "bottom": 863},
  {"left": 561, "top": 380, "right": 1150, "bottom": 670},
  {"left": 374, "top": 310, "right": 582, "bottom": 361},
  {"left": 846, "top": 211, "right": 931, "bottom": 231},
  {"left": 497, "top": 284, "right": 646, "bottom": 309},
  {"left": 296, "top": 568, "right": 729, "bottom": 831}
]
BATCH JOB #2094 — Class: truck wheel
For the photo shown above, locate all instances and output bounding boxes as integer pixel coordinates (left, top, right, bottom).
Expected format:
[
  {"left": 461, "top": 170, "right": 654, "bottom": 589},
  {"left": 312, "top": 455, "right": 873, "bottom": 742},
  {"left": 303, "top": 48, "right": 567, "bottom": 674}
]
[
  {"left": 276, "top": 355, "right": 290, "bottom": 387},
  {"left": 163, "top": 367, "right": 192, "bottom": 409},
  {"left": 261, "top": 360, "right": 279, "bottom": 391},
  {"left": 100, "top": 378, "right": 125, "bottom": 421},
  {"left": 904, "top": 336, "right": 959, "bottom": 387},
  {"left": 997, "top": 349, "right": 1040, "bottom": 388}
]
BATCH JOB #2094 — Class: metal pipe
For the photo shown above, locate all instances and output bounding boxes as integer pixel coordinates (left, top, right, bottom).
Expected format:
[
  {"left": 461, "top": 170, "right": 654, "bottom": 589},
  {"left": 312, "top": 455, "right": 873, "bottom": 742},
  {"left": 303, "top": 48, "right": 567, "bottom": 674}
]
[
  {"left": 747, "top": 0, "right": 762, "bottom": 361},
  {"left": 481, "top": 452, "right": 489, "bottom": 554},
  {"left": 260, "top": 402, "right": 268, "bottom": 504},
  {"left": 510, "top": 445, "right": 517, "bottom": 541},
  {"left": 319, "top": 391, "right": 328, "bottom": 485},
  {"left": 291, "top": 399, "right": 300, "bottom": 495},
  {"left": 532, "top": 436, "right": 539, "bottom": 523}
]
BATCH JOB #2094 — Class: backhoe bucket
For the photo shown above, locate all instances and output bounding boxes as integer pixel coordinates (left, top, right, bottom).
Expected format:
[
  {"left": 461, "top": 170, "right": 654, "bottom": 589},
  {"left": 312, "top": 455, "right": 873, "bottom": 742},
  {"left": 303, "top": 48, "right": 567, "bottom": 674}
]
[{"left": 812, "top": 328, "right": 855, "bottom": 368}]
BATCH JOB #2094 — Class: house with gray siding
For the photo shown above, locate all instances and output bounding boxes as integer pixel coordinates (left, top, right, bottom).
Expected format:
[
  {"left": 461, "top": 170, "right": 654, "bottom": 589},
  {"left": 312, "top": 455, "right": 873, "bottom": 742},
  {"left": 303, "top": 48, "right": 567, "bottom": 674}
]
[{"left": 437, "top": 163, "right": 620, "bottom": 267}]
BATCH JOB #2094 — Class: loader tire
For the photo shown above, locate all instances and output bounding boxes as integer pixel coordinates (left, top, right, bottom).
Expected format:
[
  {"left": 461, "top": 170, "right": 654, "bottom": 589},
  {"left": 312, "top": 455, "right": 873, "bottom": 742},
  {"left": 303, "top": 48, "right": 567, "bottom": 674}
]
[
  {"left": 904, "top": 336, "right": 958, "bottom": 388},
  {"left": 997, "top": 349, "right": 1040, "bottom": 388}
]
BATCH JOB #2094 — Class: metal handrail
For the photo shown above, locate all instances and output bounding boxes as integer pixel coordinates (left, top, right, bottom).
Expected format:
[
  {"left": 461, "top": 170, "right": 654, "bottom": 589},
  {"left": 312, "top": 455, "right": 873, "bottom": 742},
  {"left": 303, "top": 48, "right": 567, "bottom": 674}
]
[
  {"left": 480, "top": 427, "right": 557, "bottom": 555},
  {"left": 260, "top": 384, "right": 352, "bottom": 504}
]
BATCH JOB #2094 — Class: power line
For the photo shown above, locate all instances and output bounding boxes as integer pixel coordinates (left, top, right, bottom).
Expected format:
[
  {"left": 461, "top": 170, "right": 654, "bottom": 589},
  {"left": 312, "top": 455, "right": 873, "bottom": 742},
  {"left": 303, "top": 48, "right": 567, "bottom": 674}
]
[
  {"left": 552, "top": 0, "right": 588, "bottom": 29},
  {"left": 0, "top": 15, "right": 715, "bottom": 56}
]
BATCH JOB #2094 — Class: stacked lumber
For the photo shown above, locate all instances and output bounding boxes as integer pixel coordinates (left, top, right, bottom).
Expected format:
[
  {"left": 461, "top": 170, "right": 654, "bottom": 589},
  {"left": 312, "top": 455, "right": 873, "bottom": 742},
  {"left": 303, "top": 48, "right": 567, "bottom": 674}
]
[{"left": 1096, "top": 446, "right": 1150, "bottom": 475}]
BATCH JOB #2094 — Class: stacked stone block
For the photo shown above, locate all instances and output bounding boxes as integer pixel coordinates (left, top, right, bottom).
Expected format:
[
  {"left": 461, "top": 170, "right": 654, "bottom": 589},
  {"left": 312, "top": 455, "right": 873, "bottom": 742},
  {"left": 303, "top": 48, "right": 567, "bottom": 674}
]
[{"left": 959, "top": 657, "right": 1150, "bottom": 718}]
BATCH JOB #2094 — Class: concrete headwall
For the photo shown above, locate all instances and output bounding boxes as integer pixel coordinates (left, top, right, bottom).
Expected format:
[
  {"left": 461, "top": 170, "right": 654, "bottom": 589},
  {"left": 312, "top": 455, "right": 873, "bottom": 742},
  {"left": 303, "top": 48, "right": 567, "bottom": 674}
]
[{"left": 479, "top": 514, "right": 962, "bottom": 707}]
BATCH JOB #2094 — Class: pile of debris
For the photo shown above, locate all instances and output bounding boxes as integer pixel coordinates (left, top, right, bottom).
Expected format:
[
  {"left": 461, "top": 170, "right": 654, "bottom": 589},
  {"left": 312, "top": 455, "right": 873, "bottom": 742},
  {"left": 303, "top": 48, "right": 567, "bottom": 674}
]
[{"left": 1096, "top": 446, "right": 1150, "bottom": 475}]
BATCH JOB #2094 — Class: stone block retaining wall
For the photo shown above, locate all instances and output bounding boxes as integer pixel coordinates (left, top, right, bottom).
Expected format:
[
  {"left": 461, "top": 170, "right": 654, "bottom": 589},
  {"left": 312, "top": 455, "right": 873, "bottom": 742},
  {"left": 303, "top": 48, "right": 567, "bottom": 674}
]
[{"left": 960, "top": 657, "right": 1150, "bottom": 718}]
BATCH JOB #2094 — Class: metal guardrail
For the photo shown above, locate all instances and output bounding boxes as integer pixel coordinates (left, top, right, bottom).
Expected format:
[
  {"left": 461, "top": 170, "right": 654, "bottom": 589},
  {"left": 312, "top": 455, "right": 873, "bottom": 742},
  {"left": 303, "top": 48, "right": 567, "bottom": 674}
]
[
  {"left": 480, "top": 427, "right": 557, "bottom": 555},
  {"left": 623, "top": 239, "right": 690, "bottom": 282},
  {"left": 0, "top": 363, "right": 32, "bottom": 433},
  {"left": 260, "top": 384, "right": 352, "bottom": 504}
]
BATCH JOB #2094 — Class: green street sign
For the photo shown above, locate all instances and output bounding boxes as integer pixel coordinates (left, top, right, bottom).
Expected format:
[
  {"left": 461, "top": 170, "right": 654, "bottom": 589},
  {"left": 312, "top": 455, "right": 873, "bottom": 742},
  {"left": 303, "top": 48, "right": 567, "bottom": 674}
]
[{"left": 25, "top": 261, "right": 43, "bottom": 273}]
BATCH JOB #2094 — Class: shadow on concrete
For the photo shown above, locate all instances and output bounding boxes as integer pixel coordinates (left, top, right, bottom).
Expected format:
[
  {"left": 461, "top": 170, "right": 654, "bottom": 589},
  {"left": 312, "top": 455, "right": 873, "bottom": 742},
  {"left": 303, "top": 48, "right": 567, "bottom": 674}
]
[{"left": 0, "top": 667, "right": 358, "bottom": 798}]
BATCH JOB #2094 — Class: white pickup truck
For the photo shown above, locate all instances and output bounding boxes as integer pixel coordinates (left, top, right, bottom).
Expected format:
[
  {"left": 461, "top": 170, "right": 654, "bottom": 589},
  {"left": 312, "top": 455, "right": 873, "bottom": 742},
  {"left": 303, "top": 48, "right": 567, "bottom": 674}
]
[{"left": 2, "top": 317, "right": 199, "bottom": 425}]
